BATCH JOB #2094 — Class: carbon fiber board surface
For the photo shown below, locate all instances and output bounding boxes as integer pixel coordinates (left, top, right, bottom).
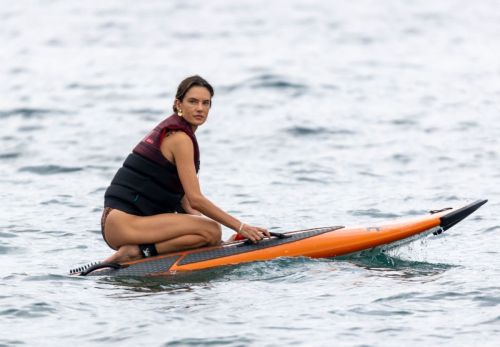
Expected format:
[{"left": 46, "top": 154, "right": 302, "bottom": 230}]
[
  {"left": 87, "top": 255, "right": 180, "bottom": 276},
  {"left": 178, "top": 226, "right": 344, "bottom": 266}
]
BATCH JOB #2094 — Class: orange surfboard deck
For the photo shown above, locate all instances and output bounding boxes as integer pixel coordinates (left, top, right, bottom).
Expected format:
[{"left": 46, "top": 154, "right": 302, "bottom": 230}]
[{"left": 71, "top": 200, "right": 487, "bottom": 277}]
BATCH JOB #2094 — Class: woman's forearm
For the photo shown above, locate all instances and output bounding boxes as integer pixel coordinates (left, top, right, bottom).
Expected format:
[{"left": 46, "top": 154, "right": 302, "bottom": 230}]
[{"left": 190, "top": 196, "right": 241, "bottom": 231}]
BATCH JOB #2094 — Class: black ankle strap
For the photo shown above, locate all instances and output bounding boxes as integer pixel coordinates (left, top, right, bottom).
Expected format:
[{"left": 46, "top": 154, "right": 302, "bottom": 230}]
[{"left": 139, "top": 244, "right": 158, "bottom": 258}]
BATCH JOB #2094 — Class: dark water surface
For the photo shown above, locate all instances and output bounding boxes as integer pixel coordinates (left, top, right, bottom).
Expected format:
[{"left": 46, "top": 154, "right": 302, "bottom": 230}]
[{"left": 1, "top": 0, "right": 499, "bottom": 346}]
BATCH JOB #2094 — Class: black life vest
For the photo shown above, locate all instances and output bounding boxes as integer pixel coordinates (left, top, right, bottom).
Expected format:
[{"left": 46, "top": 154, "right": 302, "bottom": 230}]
[{"left": 104, "top": 114, "right": 200, "bottom": 216}]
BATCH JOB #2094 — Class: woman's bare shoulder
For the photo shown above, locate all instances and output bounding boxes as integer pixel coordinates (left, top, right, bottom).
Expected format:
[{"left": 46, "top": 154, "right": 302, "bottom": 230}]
[{"left": 162, "top": 130, "right": 192, "bottom": 150}]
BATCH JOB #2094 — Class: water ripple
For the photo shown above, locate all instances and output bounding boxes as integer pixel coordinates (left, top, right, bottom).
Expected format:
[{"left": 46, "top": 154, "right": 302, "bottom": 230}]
[
  {"left": 18, "top": 165, "right": 83, "bottom": 175},
  {"left": 165, "top": 336, "right": 255, "bottom": 347},
  {"left": 0, "top": 152, "right": 21, "bottom": 159},
  {"left": 0, "top": 245, "right": 20, "bottom": 254},
  {"left": 473, "top": 295, "right": 500, "bottom": 307},
  {"left": 0, "top": 302, "right": 56, "bottom": 319},
  {"left": 348, "top": 209, "right": 401, "bottom": 218},
  {"left": 0, "top": 108, "right": 67, "bottom": 118},
  {"left": 220, "top": 74, "right": 309, "bottom": 95},
  {"left": 284, "top": 125, "right": 355, "bottom": 136}
]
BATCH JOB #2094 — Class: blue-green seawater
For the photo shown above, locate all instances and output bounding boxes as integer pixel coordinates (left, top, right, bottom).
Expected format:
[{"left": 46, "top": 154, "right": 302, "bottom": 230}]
[{"left": 1, "top": 0, "right": 499, "bottom": 346}]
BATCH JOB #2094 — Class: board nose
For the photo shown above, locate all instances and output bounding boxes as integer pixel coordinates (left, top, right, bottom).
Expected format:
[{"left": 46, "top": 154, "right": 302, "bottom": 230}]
[{"left": 440, "top": 199, "right": 488, "bottom": 231}]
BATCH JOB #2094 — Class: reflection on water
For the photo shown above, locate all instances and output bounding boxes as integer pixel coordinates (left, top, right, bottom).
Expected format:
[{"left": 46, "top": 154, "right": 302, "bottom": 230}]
[{"left": 350, "top": 253, "right": 453, "bottom": 281}]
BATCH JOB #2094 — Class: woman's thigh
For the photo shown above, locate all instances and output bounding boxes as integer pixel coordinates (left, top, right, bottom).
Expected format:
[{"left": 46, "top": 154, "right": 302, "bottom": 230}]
[{"left": 104, "top": 210, "right": 221, "bottom": 248}]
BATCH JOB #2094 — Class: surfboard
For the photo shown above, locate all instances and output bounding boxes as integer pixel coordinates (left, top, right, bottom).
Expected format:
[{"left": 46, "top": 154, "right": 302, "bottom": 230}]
[{"left": 70, "top": 199, "right": 487, "bottom": 277}]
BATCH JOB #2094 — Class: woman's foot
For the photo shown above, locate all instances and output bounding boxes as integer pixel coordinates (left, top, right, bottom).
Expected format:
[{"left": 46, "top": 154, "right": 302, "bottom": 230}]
[{"left": 103, "top": 245, "right": 142, "bottom": 264}]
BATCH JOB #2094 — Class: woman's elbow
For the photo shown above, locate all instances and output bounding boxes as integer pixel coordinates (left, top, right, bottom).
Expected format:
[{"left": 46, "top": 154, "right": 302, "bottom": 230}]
[{"left": 187, "top": 194, "right": 205, "bottom": 211}]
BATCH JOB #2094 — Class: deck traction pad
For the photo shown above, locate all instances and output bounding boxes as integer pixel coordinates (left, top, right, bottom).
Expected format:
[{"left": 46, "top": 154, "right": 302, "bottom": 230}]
[
  {"left": 178, "top": 226, "right": 344, "bottom": 266},
  {"left": 87, "top": 255, "right": 180, "bottom": 276}
]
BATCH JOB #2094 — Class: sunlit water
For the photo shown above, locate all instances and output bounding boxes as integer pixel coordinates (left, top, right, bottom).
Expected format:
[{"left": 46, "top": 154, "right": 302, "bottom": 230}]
[{"left": 1, "top": 0, "right": 499, "bottom": 346}]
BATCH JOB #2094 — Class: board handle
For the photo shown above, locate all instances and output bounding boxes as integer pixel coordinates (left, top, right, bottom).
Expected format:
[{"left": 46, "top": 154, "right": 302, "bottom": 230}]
[
  {"left": 269, "top": 232, "right": 292, "bottom": 239},
  {"left": 237, "top": 232, "right": 292, "bottom": 247}
]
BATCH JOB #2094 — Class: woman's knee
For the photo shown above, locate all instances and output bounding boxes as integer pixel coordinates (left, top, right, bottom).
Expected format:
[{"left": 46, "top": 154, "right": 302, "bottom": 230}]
[
  {"left": 103, "top": 210, "right": 131, "bottom": 249},
  {"left": 204, "top": 220, "right": 222, "bottom": 245}
]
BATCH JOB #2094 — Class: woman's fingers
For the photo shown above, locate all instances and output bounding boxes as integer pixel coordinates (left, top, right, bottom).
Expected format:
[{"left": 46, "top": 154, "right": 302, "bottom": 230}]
[
  {"left": 239, "top": 225, "right": 270, "bottom": 243},
  {"left": 245, "top": 228, "right": 261, "bottom": 242},
  {"left": 241, "top": 228, "right": 256, "bottom": 242},
  {"left": 250, "top": 230, "right": 262, "bottom": 242}
]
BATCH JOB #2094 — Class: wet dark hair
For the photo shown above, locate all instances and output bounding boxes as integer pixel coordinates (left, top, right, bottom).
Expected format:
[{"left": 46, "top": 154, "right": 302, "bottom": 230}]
[{"left": 173, "top": 75, "right": 214, "bottom": 114}]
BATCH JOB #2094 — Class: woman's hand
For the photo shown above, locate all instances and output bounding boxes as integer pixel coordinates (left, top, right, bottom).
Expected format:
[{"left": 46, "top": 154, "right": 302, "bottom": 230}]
[{"left": 238, "top": 224, "right": 270, "bottom": 243}]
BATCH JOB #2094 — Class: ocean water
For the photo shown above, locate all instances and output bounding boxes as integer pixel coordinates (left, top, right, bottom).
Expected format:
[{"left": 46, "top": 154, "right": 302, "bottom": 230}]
[{"left": 1, "top": 0, "right": 499, "bottom": 346}]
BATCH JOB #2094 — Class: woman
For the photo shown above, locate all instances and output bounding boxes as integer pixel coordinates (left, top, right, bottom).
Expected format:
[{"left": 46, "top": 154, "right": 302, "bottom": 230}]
[{"left": 101, "top": 75, "right": 269, "bottom": 263}]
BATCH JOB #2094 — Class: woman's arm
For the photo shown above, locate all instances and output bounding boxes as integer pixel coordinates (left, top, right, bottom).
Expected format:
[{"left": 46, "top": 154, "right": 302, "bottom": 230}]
[
  {"left": 162, "top": 132, "right": 269, "bottom": 242},
  {"left": 181, "top": 195, "right": 202, "bottom": 215}
]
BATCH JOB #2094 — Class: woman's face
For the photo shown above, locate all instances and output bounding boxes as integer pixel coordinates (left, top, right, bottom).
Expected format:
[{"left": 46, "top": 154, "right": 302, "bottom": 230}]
[{"left": 176, "top": 86, "right": 212, "bottom": 127}]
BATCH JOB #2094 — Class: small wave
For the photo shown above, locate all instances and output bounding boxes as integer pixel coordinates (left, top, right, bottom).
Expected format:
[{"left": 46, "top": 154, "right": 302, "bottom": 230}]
[
  {"left": 45, "top": 38, "right": 64, "bottom": 47},
  {"left": 479, "top": 315, "right": 500, "bottom": 325},
  {"left": 18, "top": 165, "right": 83, "bottom": 175},
  {"left": 473, "top": 295, "right": 500, "bottom": 307},
  {"left": 296, "top": 176, "right": 328, "bottom": 184},
  {"left": 358, "top": 171, "right": 383, "bottom": 178},
  {"left": 0, "top": 339, "right": 24, "bottom": 346},
  {"left": 349, "top": 306, "right": 413, "bottom": 317},
  {"left": 0, "top": 231, "right": 17, "bottom": 238},
  {"left": 455, "top": 121, "right": 479, "bottom": 131},
  {"left": 483, "top": 225, "right": 500, "bottom": 233},
  {"left": 251, "top": 74, "right": 306, "bottom": 90},
  {"left": 66, "top": 82, "right": 133, "bottom": 90},
  {"left": 171, "top": 31, "right": 202, "bottom": 39},
  {"left": 23, "top": 274, "right": 69, "bottom": 282},
  {"left": 348, "top": 209, "right": 400, "bottom": 218},
  {"left": 0, "top": 302, "right": 56, "bottom": 319},
  {"left": 0, "top": 108, "right": 67, "bottom": 118},
  {"left": 98, "top": 21, "right": 129, "bottom": 30},
  {"left": 286, "top": 126, "right": 329, "bottom": 136},
  {"left": 40, "top": 199, "right": 66, "bottom": 206},
  {"left": 422, "top": 290, "right": 478, "bottom": 301},
  {"left": 0, "top": 152, "right": 21, "bottom": 159},
  {"left": 390, "top": 118, "right": 418, "bottom": 126},
  {"left": 9, "top": 67, "right": 29, "bottom": 75},
  {"left": 285, "top": 125, "right": 354, "bottom": 137},
  {"left": 392, "top": 153, "right": 412, "bottom": 164},
  {"left": 165, "top": 336, "right": 255, "bottom": 347},
  {"left": 225, "top": 74, "right": 308, "bottom": 95},
  {"left": 0, "top": 245, "right": 22, "bottom": 254},
  {"left": 372, "top": 291, "right": 423, "bottom": 303},
  {"left": 238, "top": 200, "right": 260, "bottom": 205},
  {"left": 321, "top": 83, "right": 340, "bottom": 90},
  {"left": 18, "top": 125, "right": 44, "bottom": 132}
]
